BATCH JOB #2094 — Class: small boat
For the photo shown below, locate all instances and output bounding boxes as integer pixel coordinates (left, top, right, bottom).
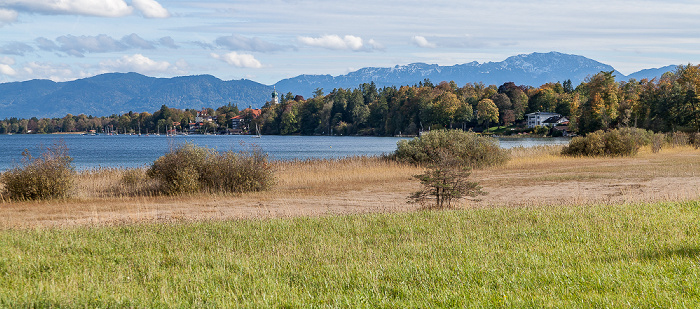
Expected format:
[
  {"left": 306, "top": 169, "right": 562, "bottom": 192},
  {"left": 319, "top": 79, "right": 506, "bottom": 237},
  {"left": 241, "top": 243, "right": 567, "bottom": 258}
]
[{"left": 252, "top": 123, "right": 261, "bottom": 138}]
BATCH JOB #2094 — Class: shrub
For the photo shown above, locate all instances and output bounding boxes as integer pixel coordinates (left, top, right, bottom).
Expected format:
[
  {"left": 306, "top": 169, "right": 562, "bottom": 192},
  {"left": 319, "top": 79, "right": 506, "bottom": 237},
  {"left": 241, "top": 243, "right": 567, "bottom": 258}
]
[
  {"left": 392, "top": 129, "right": 510, "bottom": 169},
  {"left": 0, "top": 142, "right": 75, "bottom": 201},
  {"left": 533, "top": 125, "right": 550, "bottom": 136},
  {"left": 692, "top": 132, "right": 700, "bottom": 149},
  {"left": 409, "top": 152, "right": 486, "bottom": 209},
  {"left": 670, "top": 132, "right": 689, "bottom": 147},
  {"left": 561, "top": 128, "right": 648, "bottom": 157},
  {"left": 147, "top": 143, "right": 274, "bottom": 195},
  {"left": 619, "top": 127, "right": 652, "bottom": 146},
  {"left": 651, "top": 133, "right": 665, "bottom": 153}
]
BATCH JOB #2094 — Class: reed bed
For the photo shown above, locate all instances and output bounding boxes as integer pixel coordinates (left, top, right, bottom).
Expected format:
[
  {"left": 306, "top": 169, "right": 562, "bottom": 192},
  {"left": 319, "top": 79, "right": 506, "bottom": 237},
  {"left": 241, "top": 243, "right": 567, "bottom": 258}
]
[
  {"left": 73, "top": 167, "right": 159, "bottom": 200},
  {"left": 272, "top": 156, "right": 420, "bottom": 195},
  {"left": 66, "top": 156, "right": 420, "bottom": 200}
]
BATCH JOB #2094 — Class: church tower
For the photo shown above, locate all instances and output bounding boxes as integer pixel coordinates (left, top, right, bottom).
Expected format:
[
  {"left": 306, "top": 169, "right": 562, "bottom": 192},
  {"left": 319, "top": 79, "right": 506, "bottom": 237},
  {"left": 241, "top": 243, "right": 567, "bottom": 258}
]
[{"left": 272, "top": 86, "right": 279, "bottom": 104}]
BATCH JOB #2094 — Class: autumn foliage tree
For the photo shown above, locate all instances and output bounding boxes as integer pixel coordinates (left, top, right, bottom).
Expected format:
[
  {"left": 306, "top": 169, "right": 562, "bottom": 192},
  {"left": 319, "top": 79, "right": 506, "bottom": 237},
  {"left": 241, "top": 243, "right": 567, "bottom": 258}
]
[{"left": 477, "top": 98, "right": 499, "bottom": 132}]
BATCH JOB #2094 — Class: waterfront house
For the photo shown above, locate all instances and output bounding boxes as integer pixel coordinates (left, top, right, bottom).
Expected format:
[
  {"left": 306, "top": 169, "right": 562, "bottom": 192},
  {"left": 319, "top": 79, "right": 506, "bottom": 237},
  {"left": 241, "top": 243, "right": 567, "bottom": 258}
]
[
  {"left": 542, "top": 115, "right": 569, "bottom": 127},
  {"left": 526, "top": 112, "right": 561, "bottom": 128}
]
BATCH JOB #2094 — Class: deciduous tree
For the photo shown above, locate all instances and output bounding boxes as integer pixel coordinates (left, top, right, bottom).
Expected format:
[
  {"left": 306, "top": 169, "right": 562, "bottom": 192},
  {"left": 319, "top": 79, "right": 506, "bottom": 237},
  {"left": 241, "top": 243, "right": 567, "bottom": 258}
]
[
  {"left": 409, "top": 152, "right": 486, "bottom": 209},
  {"left": 477, "top": 99, "right": 499, "bottom": 132}
]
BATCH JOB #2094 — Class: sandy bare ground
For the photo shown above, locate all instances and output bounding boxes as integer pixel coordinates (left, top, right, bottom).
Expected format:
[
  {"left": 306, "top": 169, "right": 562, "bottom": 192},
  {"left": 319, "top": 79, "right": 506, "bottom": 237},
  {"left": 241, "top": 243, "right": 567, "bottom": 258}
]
[{"left": 1, "top": 147, "right": 699, "bottom": 229}]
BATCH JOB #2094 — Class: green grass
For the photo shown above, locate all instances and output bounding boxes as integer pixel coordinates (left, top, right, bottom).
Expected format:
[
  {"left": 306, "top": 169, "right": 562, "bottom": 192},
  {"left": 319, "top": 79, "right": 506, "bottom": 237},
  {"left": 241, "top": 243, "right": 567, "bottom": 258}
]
[{"left": 1, "top": 201, "right": 699, "bottom": 307}]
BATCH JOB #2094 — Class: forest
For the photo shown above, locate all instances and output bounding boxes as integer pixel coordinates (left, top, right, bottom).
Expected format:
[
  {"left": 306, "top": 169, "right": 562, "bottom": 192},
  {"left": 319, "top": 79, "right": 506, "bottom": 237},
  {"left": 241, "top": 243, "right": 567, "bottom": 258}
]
[{"left": 1, "top": 64, "right": 699, "bottom": 136}]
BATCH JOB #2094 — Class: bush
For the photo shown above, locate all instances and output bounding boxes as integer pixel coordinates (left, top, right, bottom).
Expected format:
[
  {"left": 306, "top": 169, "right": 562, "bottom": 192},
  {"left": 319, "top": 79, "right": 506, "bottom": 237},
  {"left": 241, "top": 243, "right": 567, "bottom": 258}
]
[
  {"left": 0, "top": 142, "right": 75, "bottom": 201},
  {"left": 533, "top": 125, "right": 550, "bottom": 136},
  {"left": 409, "top": 152, "right": 486, "bottom": 209},
  {"left": 561, "top": 128, "right": 650, "bottom": 157},
  {"left": 651, "top": 133, "right": 665, "bottom": 153},
  {"left": 392, "top": 129, "right": 510, "bottom": 169},
  {"left": 692, "top": 132, "right": 700, "bottom": 149},
  {"left": 147, "top": 143, "right": 274, "bottom": 195},
  {"left": 670, "top": 132, "right": 689, "bottom": 147}
]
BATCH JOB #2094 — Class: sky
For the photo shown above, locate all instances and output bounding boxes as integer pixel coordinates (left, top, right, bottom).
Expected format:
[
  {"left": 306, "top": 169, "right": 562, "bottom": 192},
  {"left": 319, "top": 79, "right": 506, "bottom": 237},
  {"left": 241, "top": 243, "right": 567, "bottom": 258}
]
[{"left": 1, "top": 0, "right": 700, "bottom": 85}]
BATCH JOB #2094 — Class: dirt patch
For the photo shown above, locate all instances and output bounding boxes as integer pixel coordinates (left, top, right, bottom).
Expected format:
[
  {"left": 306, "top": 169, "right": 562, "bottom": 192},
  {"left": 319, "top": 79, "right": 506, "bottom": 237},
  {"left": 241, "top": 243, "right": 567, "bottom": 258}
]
[{"left": 1, "top": 148, "right": 699, "bottom": 229}]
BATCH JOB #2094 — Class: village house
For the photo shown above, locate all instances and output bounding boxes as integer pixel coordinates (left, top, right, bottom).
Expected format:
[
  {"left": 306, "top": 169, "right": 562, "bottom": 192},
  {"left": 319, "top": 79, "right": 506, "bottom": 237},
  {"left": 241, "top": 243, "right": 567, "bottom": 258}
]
[
  {"left": 229, "top": 108, "right": 262, "bottom": 134},
  {"left": 526, "top": 112, "right": 563, "bottom": 128},
  {"left": 194, "top": 109, "right": 216, "bottom": 124},
  {"left": 552, "top": 125, "right": 572, "bottom": 137},
  {"left": 542, "top": 115, "right": 569, "bottom": 127}
]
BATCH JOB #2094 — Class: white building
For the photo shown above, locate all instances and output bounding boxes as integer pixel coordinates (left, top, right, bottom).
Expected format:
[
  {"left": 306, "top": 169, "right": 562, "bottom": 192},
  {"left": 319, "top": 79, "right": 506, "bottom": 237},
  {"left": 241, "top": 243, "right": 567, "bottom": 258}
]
[{"left": 526, "top": 112, "right": 561, "bottom": 128}]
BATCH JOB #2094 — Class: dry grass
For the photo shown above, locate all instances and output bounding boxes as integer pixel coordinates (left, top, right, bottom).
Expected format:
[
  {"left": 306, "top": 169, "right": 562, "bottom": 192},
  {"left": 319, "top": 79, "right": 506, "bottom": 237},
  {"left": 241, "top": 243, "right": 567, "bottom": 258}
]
[
  {"left": 0, "top": 157, "right": 423, "bottom": 229},
  {"left": 273, "top": 157, "right": 418, "bottom": 195},
  {"left": 73, "top": 167, "right": 159, "bottom": 199},
  {"left": 1, "top": 146, "right": 699, "bottom": 229},
  {"left": 469, "top": 145, "right": 700, "bottom": 208}
]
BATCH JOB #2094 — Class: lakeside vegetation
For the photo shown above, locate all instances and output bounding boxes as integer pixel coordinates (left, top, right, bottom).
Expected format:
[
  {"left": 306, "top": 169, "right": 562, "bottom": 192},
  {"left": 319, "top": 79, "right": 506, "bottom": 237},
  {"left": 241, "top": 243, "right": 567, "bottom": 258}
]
[
  {"left": 2, "top": 64, "right": 700, "bottom": 136},
  {"left": 0, "top": 129, "right": 697, "bottom": 204},
  {"left": 0, "top": 141, "right": 275, "bottom": 201}
]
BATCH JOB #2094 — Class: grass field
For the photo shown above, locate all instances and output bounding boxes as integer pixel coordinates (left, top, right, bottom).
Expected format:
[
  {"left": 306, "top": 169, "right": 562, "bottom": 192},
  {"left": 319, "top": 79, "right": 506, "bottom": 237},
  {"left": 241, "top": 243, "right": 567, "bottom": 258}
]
[{"left": 0, "top": 201, "right": 699, "bottom": 307}]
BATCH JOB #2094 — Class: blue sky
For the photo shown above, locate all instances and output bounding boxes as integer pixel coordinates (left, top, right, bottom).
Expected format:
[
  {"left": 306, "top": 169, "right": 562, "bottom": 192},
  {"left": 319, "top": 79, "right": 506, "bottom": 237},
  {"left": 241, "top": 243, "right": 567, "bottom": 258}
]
[{"left": 1, "top": 0, "right": 699, "bottom": 85}]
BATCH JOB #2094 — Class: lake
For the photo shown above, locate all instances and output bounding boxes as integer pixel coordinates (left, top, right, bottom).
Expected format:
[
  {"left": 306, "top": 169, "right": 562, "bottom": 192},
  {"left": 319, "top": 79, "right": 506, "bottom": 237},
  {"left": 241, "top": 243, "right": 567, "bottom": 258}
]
[{"left": 0, "top": 134, "right": 569, "bottom": 171}]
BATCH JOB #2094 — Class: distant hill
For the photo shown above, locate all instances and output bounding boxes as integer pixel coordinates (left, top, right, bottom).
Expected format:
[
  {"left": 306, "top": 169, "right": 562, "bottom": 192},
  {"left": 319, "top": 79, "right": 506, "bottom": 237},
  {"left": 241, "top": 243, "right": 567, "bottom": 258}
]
[
  {"left": 275, "top": 52, "right": 675, "bottom": 97},
  {"left": 625, "top": 65, "right": 678, "bottom": 81},
  {"left": 0, "top": 52, "right": 679, "bottom": 119},
  {"left": 0, "top": 73, "right": 273, "bottom": 118}
]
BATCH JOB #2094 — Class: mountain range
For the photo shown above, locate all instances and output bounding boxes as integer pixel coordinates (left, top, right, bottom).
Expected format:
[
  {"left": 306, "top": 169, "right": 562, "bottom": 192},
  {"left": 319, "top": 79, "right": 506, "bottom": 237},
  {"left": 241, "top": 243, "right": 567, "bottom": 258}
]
[{"left": 0, "top": 52, "right": 678, "bottom": 119}]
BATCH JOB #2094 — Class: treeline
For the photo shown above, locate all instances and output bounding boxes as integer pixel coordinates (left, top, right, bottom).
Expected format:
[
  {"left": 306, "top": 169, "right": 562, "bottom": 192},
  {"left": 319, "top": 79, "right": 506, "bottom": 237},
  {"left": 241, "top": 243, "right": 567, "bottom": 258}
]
[
  {"left": 0, "top": 104, "right": 242, "bottom": 134},
  {"left": 2, "top": 64, "right": 699, "bottom": 135},
  {"left": 258, "top": 65, "right": 699, "bottom": 135}
]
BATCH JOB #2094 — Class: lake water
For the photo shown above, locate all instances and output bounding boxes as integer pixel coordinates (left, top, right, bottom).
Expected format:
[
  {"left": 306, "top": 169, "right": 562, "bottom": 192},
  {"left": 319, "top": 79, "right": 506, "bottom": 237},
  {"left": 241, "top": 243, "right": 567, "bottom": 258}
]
[{"left": 0, "top": 134, "right": 569, "bottom": 171}]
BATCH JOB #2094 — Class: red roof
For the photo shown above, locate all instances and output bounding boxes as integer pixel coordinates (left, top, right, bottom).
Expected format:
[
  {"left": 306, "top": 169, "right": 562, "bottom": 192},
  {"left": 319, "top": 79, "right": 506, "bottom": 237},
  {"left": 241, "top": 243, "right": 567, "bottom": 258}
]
[{"left": 241, "top": 108, "right": 262, "bottom": 118}]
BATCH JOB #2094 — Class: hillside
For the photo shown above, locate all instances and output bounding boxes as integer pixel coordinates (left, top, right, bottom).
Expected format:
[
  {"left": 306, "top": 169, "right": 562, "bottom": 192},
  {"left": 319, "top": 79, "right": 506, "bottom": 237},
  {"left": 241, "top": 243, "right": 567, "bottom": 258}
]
[
  {"left": 274, "top": 52, "right": 676, "bottom": 97},
  {"left": 0, "top": 73, "right": 273, "bottom": 118},
  {"left": 0, "top": 52, "right": 678, "bottom": 118}
]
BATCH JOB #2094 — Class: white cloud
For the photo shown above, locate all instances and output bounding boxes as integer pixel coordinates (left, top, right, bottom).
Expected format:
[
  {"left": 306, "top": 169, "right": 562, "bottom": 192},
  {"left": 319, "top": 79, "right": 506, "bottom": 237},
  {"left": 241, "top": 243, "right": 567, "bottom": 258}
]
[
  {"left": 99, "top": 54, "right": 174, "bottom": 74},
  {"left": 131, "top": 0, "right": 170, "bottom": 18},
  {"left": 367, "top": 39, "right": 384, "bottom": 50},
  {"left": 0, "top": 56, "right": 15, "bottom": 65},
  {"left": 298, "top": 35, "right": 366, "bottom": 51},
  {"left": 0, "top": 56, "right": 186, "bottom": 82},
  {"left": 20, "top": 61, "right": 83, "bottom": 82},
  {"left": 211, "top": 52, "right": 262, "bottom": 68},
  {"left": 0, "top": 0, "right": 169, "bottom": 18},
  {"left": 0, "top": 63, "right": 16, "bottom": 76},
  {"left": 2, "top": 0, "right": 133, "bottom": 17},
  {"left": 412, "top": 36, "right": 436, "bottom": 48},
  {"left": 0, "top": 8, "right": 17, "bottom": 26}
]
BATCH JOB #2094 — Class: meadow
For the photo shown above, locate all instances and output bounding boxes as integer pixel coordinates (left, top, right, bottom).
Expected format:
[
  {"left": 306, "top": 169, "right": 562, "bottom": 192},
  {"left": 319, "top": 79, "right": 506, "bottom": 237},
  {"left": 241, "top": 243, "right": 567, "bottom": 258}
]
[
  {"left": 0, "top": 201, "right": 698, "bottom": 307},
  {"left": 0, "top": 144, "right": 699, "bottom": 306}
]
